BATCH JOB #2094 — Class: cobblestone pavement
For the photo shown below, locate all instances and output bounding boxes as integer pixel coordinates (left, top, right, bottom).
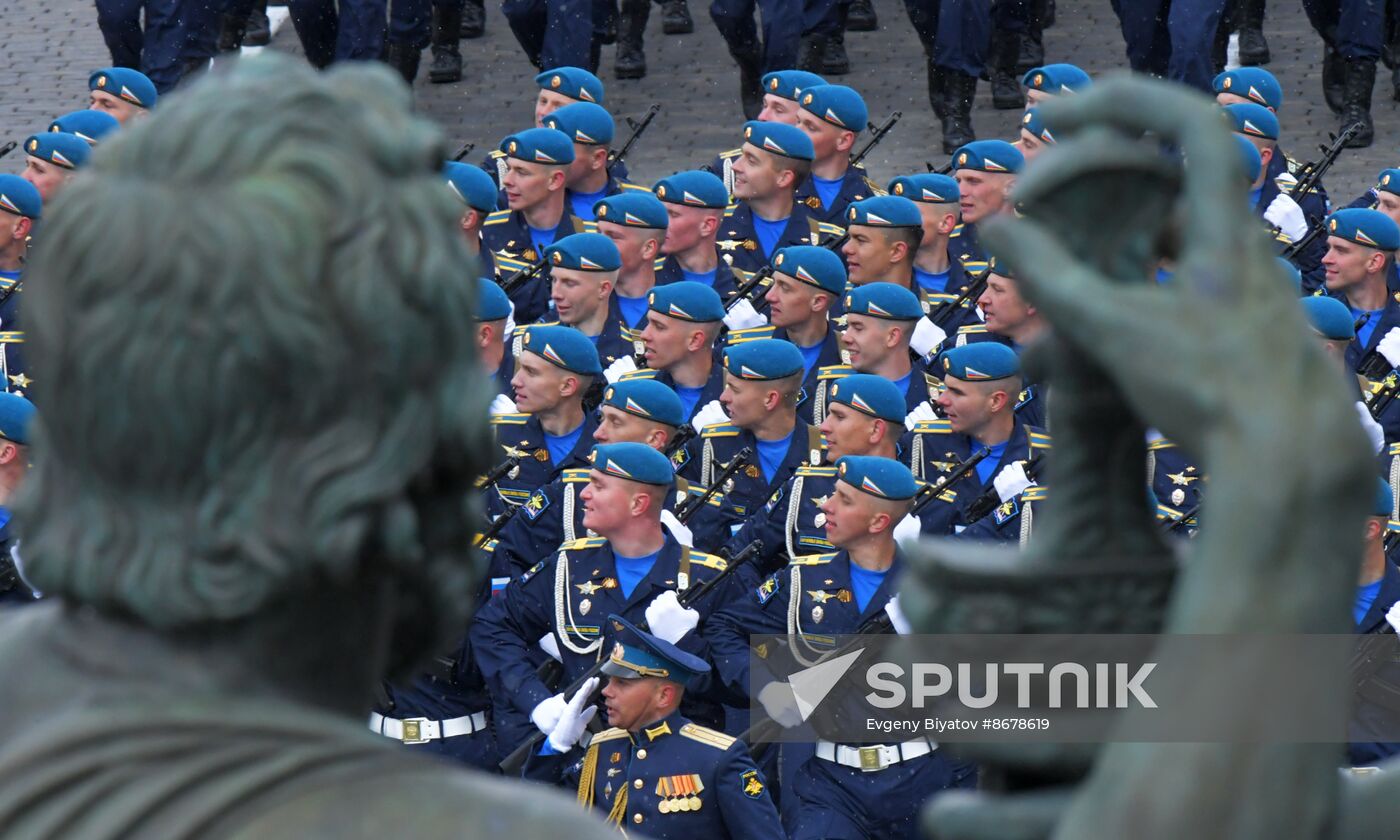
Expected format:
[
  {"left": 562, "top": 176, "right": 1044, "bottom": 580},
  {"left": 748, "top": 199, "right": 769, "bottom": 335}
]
[{"left": 2, "top": 0, "right": 1397, "bottom": 204}]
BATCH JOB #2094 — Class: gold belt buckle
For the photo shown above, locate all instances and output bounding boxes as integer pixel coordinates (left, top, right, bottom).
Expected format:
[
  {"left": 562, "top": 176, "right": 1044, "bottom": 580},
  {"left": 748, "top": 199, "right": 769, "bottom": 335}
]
[
  {"left": 858, "top": 746, "right": 883, "bottom": 772},
  {"left": 400, "top": 718, "right": 430, "bottom": 745}
]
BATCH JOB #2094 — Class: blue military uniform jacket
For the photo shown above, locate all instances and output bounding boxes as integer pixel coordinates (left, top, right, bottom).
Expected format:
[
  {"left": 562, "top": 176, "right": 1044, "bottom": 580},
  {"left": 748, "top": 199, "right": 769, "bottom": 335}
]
[
  {"left": 716, "top": 201, "right": 844, "bottom": 276},
  {"left": 918, "top": 255, "right": 986, "bottom": 336},
  {"left": 1147, "top": 435, "right": 1204, "bottom": 512},
  {"left": 0, "top": 272, "right": 29, "bottom": 396},
  {"left": 1331, "top": 288, "right": 1400, "bottom": 375},
  {"left": 957, "top": 483, "right": 1047, "bottom": 543},
  {"left": 679, "top": 420, "right": 825, "bottom": 536},
  {"left": 726, "top": 323, "right": 844, "bottom": 426},
  {"left": 1255, "top": 166, "right": 1327, "bottom": 294},
  {"left": 656, "top": 254, "right": 741, "bottom": 304},
  {"left": 948, "top": 222, "right": 989, "bottom": 275},
  {"left": 488, "top": 411, "right": 600, "bottom": 516},
  {"left": 1349, "top": 559, "right": 1400, "bottom": 766},
  {"left": 482, "top": 208, "right": 594, "bottom": 325},
  {"left": 373, "top": 632, "right": 496, "bottom": 770},
  {"left": 793, "top": 166, "right": 883, "bottom": 226},
  {"left": 523, "top": 709, "right": 784, "bottom": 840}
]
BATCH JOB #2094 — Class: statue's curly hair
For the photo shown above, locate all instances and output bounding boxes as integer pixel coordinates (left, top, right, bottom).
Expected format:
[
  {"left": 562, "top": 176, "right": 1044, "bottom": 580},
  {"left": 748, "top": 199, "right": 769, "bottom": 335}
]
[{"left": 16, "top": 56, "right": 490, "bottom": 640}]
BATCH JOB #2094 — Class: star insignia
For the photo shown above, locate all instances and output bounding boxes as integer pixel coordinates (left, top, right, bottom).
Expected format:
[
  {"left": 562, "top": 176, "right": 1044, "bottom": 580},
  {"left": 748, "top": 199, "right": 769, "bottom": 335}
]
[
  {"left": 503, "top": 445, "right": 529, "bottom": 459},
  {"left": 576, "top": 581, "right": 603, "bottom": 595},
  {"left": 718, "top": 239, "right": 740, "bottom": 252},
  {"left": 8, "top": 373, "right": 31, "bottom": 389},
  {"left": 809, "top": 494, "right": 830, "bottom": 507},
  {"left": 1167, "top": 472, "right": 1199, "bottom": 486},
  {"left": 807, "top": 590, "right": 835, "bottom": 603}
]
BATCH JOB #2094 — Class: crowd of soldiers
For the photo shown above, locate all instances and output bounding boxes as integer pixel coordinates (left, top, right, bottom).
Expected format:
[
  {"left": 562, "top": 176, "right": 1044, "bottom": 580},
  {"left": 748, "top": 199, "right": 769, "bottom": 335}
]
[{"left": 4, "top": 19, "right": 1400, "bottom": 837}]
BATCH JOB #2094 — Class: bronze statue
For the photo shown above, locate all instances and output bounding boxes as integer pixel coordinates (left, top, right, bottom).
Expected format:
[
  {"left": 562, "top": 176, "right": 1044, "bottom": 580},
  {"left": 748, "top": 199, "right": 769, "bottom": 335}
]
[
  {"left": 0, "top": 55, "right": 616, "bottom": 840},
  {"left": 903, "top": 76, "right": 1394, "bottom": 839}
]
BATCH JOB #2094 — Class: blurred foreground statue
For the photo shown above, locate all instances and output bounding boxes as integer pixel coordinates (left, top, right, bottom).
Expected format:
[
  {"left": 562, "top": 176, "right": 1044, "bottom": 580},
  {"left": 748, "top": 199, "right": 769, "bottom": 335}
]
[
  {"left": 0, "top": 56, "right": 615, "bottom": 840},
  {"left": 901, "top": 76, "right": 1397, "bottom": 839}
]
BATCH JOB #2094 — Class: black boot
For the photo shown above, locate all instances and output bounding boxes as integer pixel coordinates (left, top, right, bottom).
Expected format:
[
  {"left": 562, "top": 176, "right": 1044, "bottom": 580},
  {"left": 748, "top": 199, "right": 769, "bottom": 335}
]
[
  {"left": 429, "top": 4, "right": 463, "bottom": 83},
  {"left": 942, "top": 70, "right": 977, "bottom": 154},
  {"left": 217, "top": 13, "right": 247, "bottom": 52},
  {"left": 383, "top": 41, "right": 420, "bottom": 84},
  {"left": 244, "top": 0, "right": 271, "bottom": 46},
  {"left": 823, "top": 32, "right": 850, "bottom": 75},
  {"left": 660, "top": 0, "right": 693, "bottom": 34},
  {"left": 988, "top": 28, "right": 1023, "bottom": 109},
  {"left": 615, "top": 0, "right": 648, "bottom": 78},
  {"left": 1324, "top": 43, "right": 1346, "bottom": 114},
  {"left": 927, "top": 58, "right": 947, "bottom": 120},
  {"left": 796, "top": 33, "right": 826, "bottom": 73},
  {"left": 1018, "top": 0, "right": 1048, "bottom": 73},
  {"left": 1342, "top": 57, "right": 1376, "bottom": 148},
  {"left": 1236, "top": 0, "right": 1270, "bottom": 65},
  {"left": 731, "top": 41, "right": 763, "bottom": 119},
  {"left": 462, "top": 0, "right": 485, "bottom": 38},
  {"left": 847, "top": 0, "right": 877, "bottom": 31}
]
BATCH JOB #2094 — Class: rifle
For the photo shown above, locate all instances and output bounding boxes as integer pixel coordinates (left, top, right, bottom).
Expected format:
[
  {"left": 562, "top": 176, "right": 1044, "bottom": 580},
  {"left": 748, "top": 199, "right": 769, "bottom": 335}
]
[
  {"left": 1289, "top": 123, "right": 1360, "bottom": 203},
  {"left": 1369, "top": 375, "right": 1400, "bottom": 420},
  {"left": 607, "top": 104, "right": 661, "bottom": 176},
  {"left": 909, "top": 447, "right": 991, "bottom": 516},
  {"left": 676, "top": 446, "right": 754, "bottom": 523},
  {"left": 451, "top": 142, "right": 476, "bottom": 162},
  {"left": 0, "top": 141, "right": 16, "bottom": 160},
  {"left": 1161, "top": 501, "right": 1200, "bottom": 533},
  {"left": 664, "top": 423, "right": 698, "bottom": 458},
  {"left": 498, "top": 539, "right": 765, "bottom": 774},
  {"left": 475, "top": 502, "right": 521, "bottom": 547},
  {"left": 849, "top": 111, "right": 901, "bottom": 169},
  {"left": 1385, "top": 527, "right": 1400, "bottom": 557},
  {"left": 1357, "top": 341, "right": 1394, "bottom": 383},
  {"left": 498, "top": 256, "right": 549, "bottom": 297},
  {"left": 925, "top": 160, "right": 953, "bottom": 175},
  {"left": 960, "top": 452, "right": 1045, "bottom": 524},
  {"left": 475, "top": 455, "right": 522, "bottom": 490},
  {"left": 928, "top": 267, "right": 990, "bottom": 329},
  {"left": 1280, "top": 222, "right": 1325, "bottom": 261}
]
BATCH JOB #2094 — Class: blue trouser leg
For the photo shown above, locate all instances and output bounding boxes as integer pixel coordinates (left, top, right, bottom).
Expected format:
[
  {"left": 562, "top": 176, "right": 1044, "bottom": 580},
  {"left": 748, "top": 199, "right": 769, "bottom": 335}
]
[
  {"left": 389, "top": 0, "right": 432, "bottom": 46},
  {"left": 1110, "top": 0, "right": 1170, "bottom": 75},
  {"left": 181, "top": 0, "right": 225, "bottom": 69},
  {"left": 140, "top": 0, "right": 193, "bottom": 91},
  {"left": 287, "top": 0, "right": 339, "bottom": 66},
  {"left": 991, "top": 0, "right": 1029, "bottom": 35},
  {"left": 934, "top": 0, "right": 990, "bottom": 76},
  {"left": 95, "top": 0, "right": 146, "bottom": 69},
  {"left": 336, "top": 0, "right": 390, "bottom": 59},
  {"left": 902, "top": 0, "right": 938, "bottom": 56},
  {"left": 710, "top": 0, "right": 759, "bottom": 52},
  {"left": 1166, "top": 0, "right": 1226, "bottom": 91},
  {"left": 1302, "top": 0, "right": 1382, "bottom": 59},
  {"left": 803, "top": 0, "right": 841, "bottom": 37},
  {"left": 756, "top": 0, "right": 803, "bottom": 69},
  {"left": 502, "top": 0, "right": 547, "bottom": 66},
  {"left": 540, "top": 0, "right": 594, "bottom": 69}
]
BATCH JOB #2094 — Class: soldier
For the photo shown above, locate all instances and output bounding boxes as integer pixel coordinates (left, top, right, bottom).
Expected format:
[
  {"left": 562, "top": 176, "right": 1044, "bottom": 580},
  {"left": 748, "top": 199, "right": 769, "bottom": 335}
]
[
  {"left": 841, "top": 194, "right": 924, "bottom": 291},
  {"left": 368, "top": 631, "right": 497, "bottom": 770},
  {"left": 705, "top": 455, "right": 977, "bottom": 839},
  {"left": 594, "top": 191, "right": 670, "bottom": 328},
  {"left": 1300, "top": 296, "right": 1389, "bottom": 450},
  {"left": 1109, "top": 0, "right": 1227, "bottom": 93},
  {"left": 480, "top": 68, "right": 612, "bottom": 186},
  {"left": 1350, "top": 477, "right": 1400, "bottom": 766},
  {"left": 0, "top": 394, "right": 35, "bottom": 604},
  {"left": 87, "top": 67, "right": 157, "bottom": 125},
  {"left": 491, "top": 325, "right": 602, "bottom": 514},
  {"left": 481, "top": 127, "right": 587, "bottom": 325},
  {"left": 523, "top": 614, "right": 784, "bottom": 838},
  {"left": 834, "top": 282, "right": 941, "bottom": 419},
  {"left": 710, "top": 0, "right": 823, "bottom": 119},
  {"left": 632, "top": 282, "right": 729, "bottom": 424},
  {"left": 0, "top": 179, "right": 39, "bottom": 399},
  {"left": 704, "top": 70, "right": 827, "bottom": 198},
  {"left": 541, "top": 233, "right": 635, "bottom": 367},
  {"left": 478, "top": 281, "right": 517, "bottom": 403},
  {"left": 1212, "top": 67, "right": 1328, "bottom": 213},
  {"left": 501, "top": 0, "right": 599, "bottom": 72},
  {"left": 614, "top": 0, "right": 696, "bottom": 79},
  {"left": 1016, "top": 108, "right": 1056, "bottom": 165},
  {"left": 1303, "top": 0, "right": 1382, "bottom": 146},
  {"left": 1320, "top": 209, "right": 1400, "bottom": 373},
  {"left": 654, "top": 171, "right": 742, "bottom": 303},
  {"left": 900, "top": 0, "right": 987, "bottom": 153},
  {"left": 887, "top": 173, "right": 983, "bottom": 335},
  {"left": 951, "top": 140, "right": 1023, "bottom": 272},
  {"left": 48, "top": 111, "right": 121, "bottom": 146},
  {"left": 542, "top": 102, "right": 648, "bottom": 223},
  {"left": 1020, "top": 62, "right": 1091, "bottom": 106},
  {"left": 791, "top": 84, "right": 882, "bottom": 225},
  {"left": 444, "top": 161, "right": 501, "bottom": 277},
  {"left": 19, "top": 134, "right": 91, "bottom": 204}
]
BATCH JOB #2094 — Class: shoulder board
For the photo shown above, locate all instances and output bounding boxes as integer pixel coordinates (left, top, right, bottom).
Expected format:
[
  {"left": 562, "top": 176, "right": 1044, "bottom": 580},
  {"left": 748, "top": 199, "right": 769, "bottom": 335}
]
[
  {"left": 1390, "top": 442, "right": 1400, "bottom": 457},
  {"left": 1027, "top": 431, "right": 1052, "bottom": 450},
  {"left": 1389, "top": 519, "right": 1400, "bottom": 534},
  {"left": 618, "top": 181, "right": 648, "bottom": 192},
  {"left": 618, "top": 368, "right": 661, "bottom": 381},
  {"left": 817, "top": 364, "right": 855, "bottom": 380},
  {"left": 488, "top": 149, "right": 506, "bottom": 160},
  {"left": 719, "top": 148, "right": 743, "bottom": 160},
  {"left": 679, "top": 722, "right": 737, "bottom": 750},
  {"left": 727, "top": 326, "right": 776, "bottom": 344},
  {"left": 796, "top": 465, "right": 838, "bottom": 477},
  {"left": 581, "top": 220, "right": 598, "bottom": 233},
  {"left": 686, "top": 549, "right": 728, "bottom": 571},
  {"left": 588, "top": 727, "right": 632, "bottom": 745},
  {"left": 1156, "top": 503, "right": 1184, "bottom": 520},
  {"left": 1022, "top": 485, "right": 1049, "bottom": 503},
  {"left": 862, "top": 176, "right": 885, "bottom": 195},
  {"left": 652, "top": 256, "right": 667, "bottom": 270},
  {"left": 817, "top": 221, "right": 845, "bottom": 237},
  {"left": 491, "top": 413, "right": 530, "bottom": 425},
  {"left": 956, "top": 324, "right": 988, "bottom": 335},
  {"left": 685, "top": 485, "right": 725, "bottom": 508},
  {"left": 911, "top": 419, "right": 953, "bottom": 434},
  {"left": 951, "top": 223, "right": 965, "bottom": 236},
  {"left": 483, "top": 210, "right": 512, "bottom": 225},
  {"left": 724, "top": 204, "right": 739, "bottom": 218},
  {"left": 702, "top": 423, "right": 741, "bottom": 437},
  {"left": 562, "top": 469, "right": 592, "bottom": 482},
  {"left": 562, "top": 537, "right": 608, "bottom": 550},
  {"left": 1147, "top": 438, "right": 1177, "bottom": 452},
  {"left": 479, "top": 538, "right": 498, "bottom": 552},
  {"left": 793, "top": 553, "right": 835, "bottom": 565}
]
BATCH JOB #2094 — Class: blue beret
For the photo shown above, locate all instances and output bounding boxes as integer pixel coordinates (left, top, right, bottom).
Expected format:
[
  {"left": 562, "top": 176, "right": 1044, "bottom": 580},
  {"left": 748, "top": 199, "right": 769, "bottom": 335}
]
[
  {"left": 89, "top": 67, "right": 157, "bottom": 109},
  {"left": 1300, "top": 296, "right": 1354, "bottom": 340},
  {"left": 541, "top": 101, "right": 615, "bottom": 146},
  {"left": 828, "top": 374, "right": 905, "bottom": 422},
  {"left": 1233, "top": 135, "right": 1262, "bottom": 183},
  {"left": 846, "top": 194, "right": 921, "bottom": 229},
  {"left": 601, "top": 614, "right": 709, "bottom": 684},
  {"left": 648, "top": 281, "right": 725, "bottom": 322},
  {"left": 476, "top": 279, "right": 512, "bottom": 321},
  {"left": 1326, "top": 208, "right": 1400, "bottom": 251},
  {"left": 835, "top": 455, "right": 918, "bottom": 500},
  {"left": 953, "top": 140, "right": 1023, "bottom": 174},
  {"left": 1377, "top": 168, "right": 1400, "bottom": 197},
  {"left": 546, "top": 232, "right": 621, "bottom": 272},
  {"left": 594, "top": 191, "right": 669, "bottom": 229},
  {"left": 941, "top": 343, "right": 1020, "bottom": 381},
  {"left": 0, "top": 393, "right": 34, "bottom": 445},
  {"left": 602, "top": 379, "right": 685, "bottom": 427},
  {"left": 845, "top": 282, "right": 923, "bottom": 321},
  {"left": 443, "top": 161, "right": 499, "bottom": 212},
  {"left": 0, "top": 175, "right": 42, "bottom": 220},
  {"left": 1224, "top": 102, "right": 1278, "bottom": 141},
  {"left": 522, "top": 324, "right": 603, "bottom": 375},
  {"left": 772, "top": 245, "right": 846, "bottom": 295},
  {"left": 654, "top": 170, "right": 729, "bottom": 209},
  {"left": 761, "top": 69, "right": 827, "bottom": 101},
  {"left": 24, "top": 133, "right": 90, "bottom": 170},
  {"left": 1021, "top": 63, "right": 1091, "bottom": 94},
  {"left": 798, "top": 84, "right": 868, "bottom": 132},
  {"left": 500, "top": 127, "right": 575, "bottom": 165},
  {"left": 1020, "top": 107, "right": 1056, "bottom": 144},
  {"left": 742, "top": 120, "right": 814, "bottom": 162},
  {"left": 988, "top": 255, "right": 1016, "bottom": 279},
  {"left": 48, "top": 110, "right": 119, "bottom": 144},
  {"left": 1376, "top": 477, "right": 1394, "bottom": 517},
  {"left": 1275, "top": 256, "right": 1303, "bottom": 292},
  {"left": 1213, "top": 67, "right": 1282, "bottom": 111},
  {"left": 590, "top": 442, "right": 675, "bottom": 486},
  {"left": 724, "top": 338, "right": 804, "bottom": 380},
  {"left": 888, "top": 173, "right": 959, "bottom": 204},
  {"left": 534, "top": 66, "right": 605, "bottom": 104}
]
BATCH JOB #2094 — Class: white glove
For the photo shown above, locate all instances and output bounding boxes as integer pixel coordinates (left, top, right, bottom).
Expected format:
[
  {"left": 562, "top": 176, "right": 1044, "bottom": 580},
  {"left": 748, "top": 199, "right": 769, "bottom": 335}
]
[
  {"left": 489, "top": 393, "right": 518, "bottom": 415},
  {"left": 993, "top": 461, "right": 1035, "bottom": 502},
  {"left": 884, "top": 593, "right": 912, "bottom": 635},
  {"left": 604, "top": 355, "right": 638, "bottom": 383},
  {"left": 1387, "top": 601, "right": 1400, "bottom": 634},
  {"left": 538, "top": 633, "right": 562, "bottom": 662},
  {"left": 644, "top": 589, "right": 700, "bottom": 644},
  {"left": 504, "top": 300, "right": 517, "bottom": 339},
  {"left": 1263, "top": 193, "right": 1309, "bottom": 241},
  {"left": 757, "top": 681, "right": 806, "bottom": 728},
  {"left": 910, "top": 317, "right": 947, "bottom": 358},
  {"left": 530, "top": 692, "right": 569, "bottom": 736},
  {"left": 691, "top": 399, "right": 729, "bottom": 431},
  {"left": 724, "top": 298, "right": 767, "bottom": 331},
  {"left": 892, "top": 514, "right": 920, "bottom": 544},
  {"left": 904, "top": 401, "right": 938, "bottom": 431},
  {"left": 1377, "top": 326, "right": 1400, "bottom": 369},
  {"left": 1356, "top": 401, "right": 1385, "bottom": 455},
  {"left": 660, "top": 509, "right": 694, "bottom": 546},
  {"left": 546, "top": 676, "right": 600, "bottom": 753}
]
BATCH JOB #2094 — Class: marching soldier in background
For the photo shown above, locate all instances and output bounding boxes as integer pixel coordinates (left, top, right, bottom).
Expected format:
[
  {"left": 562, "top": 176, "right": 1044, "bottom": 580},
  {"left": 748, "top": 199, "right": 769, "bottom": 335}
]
[
  {"left": 654, "top": 171, "right": 742, "bottom": 302},
  {"left": 594, "top": 191, "right": 671, "bottom": 329},
  {"left": 543, "top": 233, "right": 635, "bottom": 367},
  {"left": 1302, "top": 0, "right": 1382, "bottom": 147},
  {"left": 705, "top": 70, "right": 827, "bottom": 197},
  {"left": 501, "top": 0, "right": 600, "bottom": 73},
  {"left": 542, "top": 102, "right": 648, "bottom": 223},
  {"left": 0, "top": 179, "right": 40, "bottom": 398},
  {"left": 482, "top": 68, "right": 614, "bottom": 186},
  {"left": 87, "top": 67, "right": 157, "bottom": 124},
  {"left": 1020, "top": 62, "right": 1091, "bottom": 105},
  {"left": 445, "top": 161, "right": 502, "bottom": 278},
  {"left": 950, "top": 140, "right": 1023, "bottom": 271},
  {"left": 631, "top": 282, "right": 730, "bottom": 424},
  {"left": 1016, "top": 107, "right": 1057, "bottom": 165},
  {"left": 791, "top": 84, "right": 882, "bottom": 225},
  {"left": 888, "top": 173, "right": 984, "bottom": 334},
  {"left": 1320, "top": 209, "right": 1400, "bottom": 373}
]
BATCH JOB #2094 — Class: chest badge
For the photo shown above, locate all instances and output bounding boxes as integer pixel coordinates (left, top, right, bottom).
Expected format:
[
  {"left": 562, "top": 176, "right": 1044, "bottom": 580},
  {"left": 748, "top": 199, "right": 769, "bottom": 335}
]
[
  {"left": 811, "top": 604, "right": 825, "bottom": 623},
  {"left": 579, "top": 598, "right": 592, "bottom": 615}
]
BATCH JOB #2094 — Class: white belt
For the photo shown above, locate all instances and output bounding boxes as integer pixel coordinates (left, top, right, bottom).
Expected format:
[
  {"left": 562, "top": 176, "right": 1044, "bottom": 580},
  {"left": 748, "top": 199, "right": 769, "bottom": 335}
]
[
  {"left": 815, "top": 739, "right": 935, "bottom": 772},
  {"left": 368, "top": 711, "right": 488, "bottom": 745}
]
